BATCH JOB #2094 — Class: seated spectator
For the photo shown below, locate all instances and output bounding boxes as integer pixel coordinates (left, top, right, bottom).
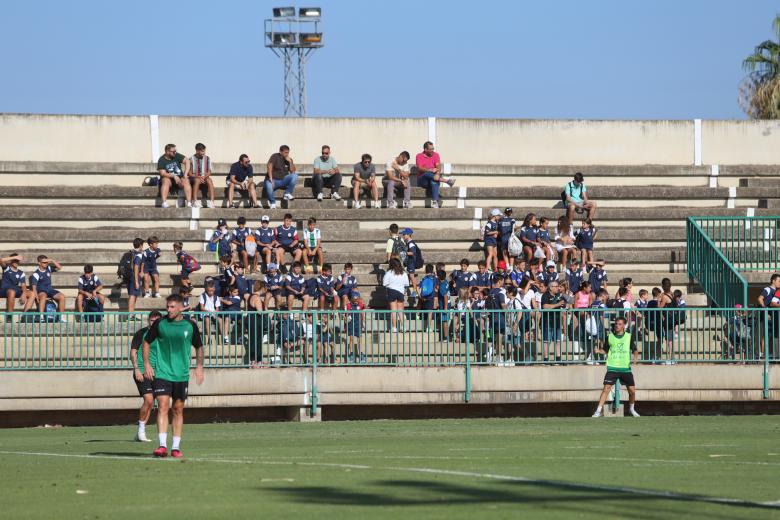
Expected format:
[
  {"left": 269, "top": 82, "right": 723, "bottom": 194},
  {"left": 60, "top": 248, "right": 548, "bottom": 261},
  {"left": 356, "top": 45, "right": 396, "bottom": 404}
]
[
  {"left": 274, "top": 213, "right": 302, "bottom": 266},
  {"left": 415, "top": 141, "right": 455, "bottom": 209},
  {"left": 564, "top": 172, "right": 597, "bottom": 224},
  {"left": 264, "top": 263, "right": 284, "bottom": 309},
  {"left": 252, "top": 215, "right": 277, "bottom": 273},
  {"left": 157, "top": 143, "right": 191, "bottom": 209},
  {"left": 385, "top": 151, "right": 412, "bottom": 209},
  {"left": 314, "top": 263, "right": 339, "bottom": 311},
  {"left": 554, "top": 216, "right": 576, "bottom": 270},
  {"left": 0, "top": 253, "right": 32, "bottom": 313},
  {"left": 226, "top": 154, "right": 259, "bottom": 208},
  {"left": 284, "top": 261, "right": 310, "bottom": 311},
  {"left": 30, "top": 255, "right": 66, "bottom": 317},
  {"left": 189, "top": 142, "right": 216, "bottom": 208},
  {"left": 301, "top": 217, "right": 324, "bottom": 274},
  {"left": 231, "top": 216, "right": 252, "bottom": 268},
  {"left": 312, "top": 145, "right": 342, "bottom": 201},
  {"left": 76, "top": 264, "right": 105, "bottom": 313},
  {"left": 352, "top": 154, "right": 380, "bottom": 209},
  {"left": 337, "top": 262, "right": 358, "bottom": 310},
  {"left": 265, "top": 145, "right": 298, "bottom": 209}
]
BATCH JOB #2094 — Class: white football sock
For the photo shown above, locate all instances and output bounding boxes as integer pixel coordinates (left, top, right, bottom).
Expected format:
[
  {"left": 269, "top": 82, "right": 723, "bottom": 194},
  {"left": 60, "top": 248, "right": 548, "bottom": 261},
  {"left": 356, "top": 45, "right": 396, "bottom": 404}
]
[
  {"left": 138, "top": 420, "right": 146, "bottom": 433},
  {"left": 158, "top": 433, "right": 167, "bottom": 448},
  {"left": 172, "top": 436, "right": 181, "bottom": 450}
]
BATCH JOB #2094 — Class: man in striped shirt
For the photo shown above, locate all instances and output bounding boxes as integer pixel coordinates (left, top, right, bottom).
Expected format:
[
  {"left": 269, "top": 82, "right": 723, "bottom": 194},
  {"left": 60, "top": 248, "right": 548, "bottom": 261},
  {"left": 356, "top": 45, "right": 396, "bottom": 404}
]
[{"left": 189, "top": 143, "right": 216, "bottom": 208}]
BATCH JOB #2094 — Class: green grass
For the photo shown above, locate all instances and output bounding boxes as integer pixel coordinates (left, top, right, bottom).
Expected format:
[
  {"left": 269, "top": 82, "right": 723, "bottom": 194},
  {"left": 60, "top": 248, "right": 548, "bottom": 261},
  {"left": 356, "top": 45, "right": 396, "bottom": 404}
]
[{"left": 1, "top": 416, "right": 780, "bottom": 519}]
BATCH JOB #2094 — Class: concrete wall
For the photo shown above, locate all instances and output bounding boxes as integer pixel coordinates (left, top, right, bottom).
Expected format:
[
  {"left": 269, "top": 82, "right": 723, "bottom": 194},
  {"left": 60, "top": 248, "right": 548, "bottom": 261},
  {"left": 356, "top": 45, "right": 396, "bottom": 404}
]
[{"left": 0, "top": 114, "right": 778, "bottom": 165}]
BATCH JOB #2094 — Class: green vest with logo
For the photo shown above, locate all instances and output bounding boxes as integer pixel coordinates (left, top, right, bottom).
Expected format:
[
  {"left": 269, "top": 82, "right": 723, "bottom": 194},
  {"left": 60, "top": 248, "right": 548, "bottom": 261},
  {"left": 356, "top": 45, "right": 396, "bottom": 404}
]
[{"left": 606, "top": 332, "right": 632, "bottom": 372}]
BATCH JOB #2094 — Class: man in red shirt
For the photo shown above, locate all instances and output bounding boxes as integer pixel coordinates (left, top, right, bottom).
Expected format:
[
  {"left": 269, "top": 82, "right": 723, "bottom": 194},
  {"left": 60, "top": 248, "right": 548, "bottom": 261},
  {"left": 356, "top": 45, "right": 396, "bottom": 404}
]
[{"left": 415, "top": 141, "right": 455, "bottom": 208}]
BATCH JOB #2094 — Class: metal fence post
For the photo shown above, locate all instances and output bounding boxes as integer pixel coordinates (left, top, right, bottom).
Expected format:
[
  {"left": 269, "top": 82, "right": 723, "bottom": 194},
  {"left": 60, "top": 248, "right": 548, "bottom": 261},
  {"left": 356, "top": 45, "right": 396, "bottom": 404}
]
[
  {"left": 465, "top": 310, "right": 471, "bottom": 402},
  {"left": 310, "top": 311, "right": 319, "bottom": 417},
  {"left": 764, "top": 309, "right": 770, "bottom": 400}
]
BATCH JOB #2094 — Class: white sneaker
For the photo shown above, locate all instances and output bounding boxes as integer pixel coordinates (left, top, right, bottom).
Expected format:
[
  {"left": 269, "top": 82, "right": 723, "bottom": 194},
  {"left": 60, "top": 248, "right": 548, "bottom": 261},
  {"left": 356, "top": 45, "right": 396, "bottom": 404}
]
[
  {"left": 161, "top": 201, "right": 170, "bottom": 209},
  {"left": 317, "top": 193, "right": 324, "bottom": 201},
  {"left": 374, "top": 200, "right": 381, "bottom": 209},
  {"left": 223, "top": 335, "right": 230, "bottom": 344},
  {"left": 269, "top": 203, "right": 277, "bottom": 209},
  {"left": 143, "top": 291, "right": 151, "bottom": 298},
  {"left": 403, "top": 201, "right": 413, "bottom": 209},
  {"left": 331, "top": 192, "right": 342, "bottom": 201},
  {"left": 629, "top": 408, "right": 641, "bottom": 417},
  {"left": 430, "top": 200, "right": 439, "bottom": 209},
  {"left": 591, "top": 409, "right": 603, "bottom": 418},
  {"left": 353, "top": 201, "right": 361, "bottom": 209},
  {"left": 391, "top": 327, "right": 398, "bottom": 333},
  {"left": 585, "top": 354, "right": 595, "bottom": 365},
  {"left": 193, "top": 201, "right": 202, "bottom": 208},
  {"left": 185, "top": 201, "right": 193, "bottom": 208},
  {"left": 262, "top": 334, "right": 268, "bottom": 343},
  {"left": 387, "top": 200, "right": 397, "bottom": 209},
  {"left": 135, "top": 431, "right": 152, "bottom": 442},
  {"left": 207, "top": 200, "right": 215, "bottom": 208},
  {"left": 153, "top": 292, "right": 161, "bottom": 298},
  {"left": 283, "top": 193, "right": 294, "bottom": 201}
]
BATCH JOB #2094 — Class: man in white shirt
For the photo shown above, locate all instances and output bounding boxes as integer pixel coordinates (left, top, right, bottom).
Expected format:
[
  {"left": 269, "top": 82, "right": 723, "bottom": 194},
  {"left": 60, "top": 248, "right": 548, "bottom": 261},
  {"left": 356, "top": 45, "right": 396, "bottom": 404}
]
[{"left": 385, "top": 151, "right": 412, "bottom": 209}]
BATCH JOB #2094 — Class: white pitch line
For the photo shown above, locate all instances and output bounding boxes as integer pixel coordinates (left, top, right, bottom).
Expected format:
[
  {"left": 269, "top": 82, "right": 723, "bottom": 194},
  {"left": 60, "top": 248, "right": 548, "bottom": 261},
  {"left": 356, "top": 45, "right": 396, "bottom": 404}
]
[
  {"left": 0, "top": 450, "right": 777, "bottom": 511},
  {"left": 545, "top": 455, "right": 780, "bottom": 467}
]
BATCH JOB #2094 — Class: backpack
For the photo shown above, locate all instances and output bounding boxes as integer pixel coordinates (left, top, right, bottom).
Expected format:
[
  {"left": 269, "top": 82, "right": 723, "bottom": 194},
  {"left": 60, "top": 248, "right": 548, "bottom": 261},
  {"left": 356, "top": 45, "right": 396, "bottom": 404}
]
[
  {"left": 391, "top": 237, "right": 408, "bottom": 262},
  {"left": 485, "top": 290, "right": 502, "bottom": 311},
  {"left": 39, "top": 299, "right": 60, "bottom": 323},
  {"left": 409, "top": 242, "right": 424, "bottom": 270},
  {"left": 83, "top": 298, "right": 104, "bottom": 323},
  {"left": 420, "top": 275, "right": 436, "bottom": 298},
  {"left": 560, "top": 181, "right": 582, "bottom": 206},
  {"left": 606, "top": 298, "right": 627, "bottom": 321},
  {"left": 118, "top": 250, "right": 134, "bottom": 283},
  {"left": 181, "top": 253, "right": 200, "bottom": 272},
  {"left": 508, "top": 233, "right": 523, "bottom": 258}
]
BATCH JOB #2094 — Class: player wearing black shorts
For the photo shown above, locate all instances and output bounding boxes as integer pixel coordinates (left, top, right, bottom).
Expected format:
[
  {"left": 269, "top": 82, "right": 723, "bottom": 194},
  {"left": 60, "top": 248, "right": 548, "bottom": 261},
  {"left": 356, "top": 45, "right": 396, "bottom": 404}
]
[
  {"left": 143, "top": 295, "right": 204, "bottom": 458},
  {"left": 592, "top": 317, "right": 641, "bottom": 417},
  {"left": 129, "top": 310, "right": 161, "bottom": 442}
]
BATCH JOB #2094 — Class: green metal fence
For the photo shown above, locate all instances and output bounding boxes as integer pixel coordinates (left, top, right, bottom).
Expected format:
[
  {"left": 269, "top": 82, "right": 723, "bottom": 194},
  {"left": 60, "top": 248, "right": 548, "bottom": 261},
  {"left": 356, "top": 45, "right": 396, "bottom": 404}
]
[
  {"left": 691, "top": 216, "right": 780, "bottom": 271},
  {"left": 687, "top": 217, "right": 749, "bottom": 307}
]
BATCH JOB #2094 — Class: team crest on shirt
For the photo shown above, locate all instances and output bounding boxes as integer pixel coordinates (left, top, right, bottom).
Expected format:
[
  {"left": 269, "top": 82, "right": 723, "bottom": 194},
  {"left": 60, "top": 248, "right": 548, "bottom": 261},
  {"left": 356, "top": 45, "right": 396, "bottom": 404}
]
[{"left": 184, "top": 331, "right": 189, "bottom": 338}]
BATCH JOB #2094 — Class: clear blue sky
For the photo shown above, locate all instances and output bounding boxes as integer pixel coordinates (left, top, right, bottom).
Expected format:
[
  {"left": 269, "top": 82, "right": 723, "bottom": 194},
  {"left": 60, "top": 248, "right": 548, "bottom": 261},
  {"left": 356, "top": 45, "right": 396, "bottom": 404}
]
[{"left": 1, "top": 0, "right": 776, "bottom": 119}]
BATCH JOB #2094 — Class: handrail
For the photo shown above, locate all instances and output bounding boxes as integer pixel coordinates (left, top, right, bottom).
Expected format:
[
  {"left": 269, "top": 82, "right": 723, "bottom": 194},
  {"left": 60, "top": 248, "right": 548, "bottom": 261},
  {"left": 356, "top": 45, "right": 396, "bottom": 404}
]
[{"left": 687, "top": 217, "right": 748, "bottom": 307}]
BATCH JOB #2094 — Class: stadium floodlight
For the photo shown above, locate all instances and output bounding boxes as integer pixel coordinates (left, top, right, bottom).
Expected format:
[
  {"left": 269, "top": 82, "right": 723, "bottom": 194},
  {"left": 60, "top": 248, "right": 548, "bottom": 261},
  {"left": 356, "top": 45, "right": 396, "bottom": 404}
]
[
  {"left": 265, "top": 6, "right": 324, "bottom": 117},
  {"left": 298, "top": 7, "right": 321, "bottom": 18},
  {"left": 273, "top": 7, "right": 296, "bottom": 17}
]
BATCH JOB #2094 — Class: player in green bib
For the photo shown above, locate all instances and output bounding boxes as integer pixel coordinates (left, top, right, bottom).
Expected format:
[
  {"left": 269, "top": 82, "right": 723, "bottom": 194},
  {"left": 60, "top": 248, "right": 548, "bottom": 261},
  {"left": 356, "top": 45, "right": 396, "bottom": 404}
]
[
  {"left": 592, "top": 317, "right": 641, "bottom": 417},
  {"left": 143, "top": 294, "right": 204, "bottom": 458},
  {"left": 129, "top": 310, "right": 162, "bottom": 442}
]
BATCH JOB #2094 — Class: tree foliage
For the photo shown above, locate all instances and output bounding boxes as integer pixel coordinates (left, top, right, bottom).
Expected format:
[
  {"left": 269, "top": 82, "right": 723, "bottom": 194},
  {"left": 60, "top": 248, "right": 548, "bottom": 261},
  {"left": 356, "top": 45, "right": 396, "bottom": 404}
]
[{"left": 739, "top": 15, "right": 780, "bottom": 119}]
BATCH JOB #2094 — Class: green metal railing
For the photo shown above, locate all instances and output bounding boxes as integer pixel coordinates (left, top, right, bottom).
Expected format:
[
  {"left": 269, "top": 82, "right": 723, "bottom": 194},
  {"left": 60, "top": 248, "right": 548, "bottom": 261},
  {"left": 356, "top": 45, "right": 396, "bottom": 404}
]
[
  {"left": 692, "top": 216, "right": 780, "bottom": 271},
  {"left": 687, "top": 217, "right": 749, "bottom": 307}
]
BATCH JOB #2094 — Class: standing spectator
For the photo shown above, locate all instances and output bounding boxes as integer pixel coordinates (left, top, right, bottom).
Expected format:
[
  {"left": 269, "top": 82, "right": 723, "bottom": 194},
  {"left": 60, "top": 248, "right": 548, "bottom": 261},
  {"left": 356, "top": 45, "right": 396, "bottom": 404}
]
[
  {"left": 385, "top": 151, "right": 412, "bottom": 209},
  {"left": 189, "top": 143, "right": 216, "bottom": 208},
  {"left": 415, "top": 141, "right": 455, "bottom": 209},
  {"left": 383, "top": 257, "right": 409, "bottom": 332},
  {"left": 498, "top": 208, "right": 517, "bottom": 266},
  {"left": 312, "top": 145, "right": 342, "bottom": 201},
  {"left": 474, "top": 261, "right": 491, "bottom": 291},
  {"left": 274, "top": 213, "right": 302, "bottom": 266},
  {"left": 301, "top": 217, "right": 324, "bottom": 274},
  {"left": 352, "top": 154, "right": 380, "bottom": 209},
  {"left": 564, "top": 172, "right": 597, "bottom": 224},
  {"left": 263, "top": 263, "right": 284, "bottom": 309},
  {"left": 450, "top": 259, "right": 477, "bottom": 300},
  {"left": 265, "top": 145, "right": 299, "bottom": 209},
  {"left": 30, "top": 255, "right": 66, "bottom": 317},
  {"left": 142, "top": 236, "right": 161, "bottom": 298},
  {"left": 0, "top": 253, "right": 32, "bottom": 314},
  {"left": 554, "top": 216, "right": 576, "bottom": 269},
  {"left": 197, "top": 281, "right": 228, "bottom": 344},
  {"left": 173, "top": 241, "right": 200, "bottom": 290},
  {"left": 419, "top": 264, "right": 438, "bottom": 332},
  {"left": 575, "top": 218, "right": 597, "bottom": 265},
  {"left": 126, "top": 238, "right": 144, "bottom": 319},
  {"left": 758, "top": 273, "right": 780, "bottom": 360},
  {"left": 226, "top": 154, "right": 259, "bottom": 208},
  {"left": 483, "top": 209, "right": 501, "bottom": 272},
  {"left": 76, "top": 264, "right": 105, "bottom": 313},
  {"left": 157, "top": 144, "right": 192, "bottom": 209},
  {"left": 541, "top": 280, "right": 566, "bottom": 363},
  {"left": 385, "top": 223, "right": 406, "bottom": 263},
  {"left": 252, "top": 215, "right": 277, "bottom": 273},
  {"left": 345, "top": 291, "right": 366, "bottom": 363},
  {"left": 402, "top": 228, "right": 421, "bottom": 297}
]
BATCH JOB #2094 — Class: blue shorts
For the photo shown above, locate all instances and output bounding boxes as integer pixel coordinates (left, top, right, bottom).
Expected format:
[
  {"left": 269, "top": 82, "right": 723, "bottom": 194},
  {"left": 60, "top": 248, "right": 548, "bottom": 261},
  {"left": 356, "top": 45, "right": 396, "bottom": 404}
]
[
  {"left": 317, "top": 334, "right": 334, "bottom": 344},
  {"left": 127, "top": 278, "right": 141, "bottom": 297},
  {"left": 543, "top": 327, "right": 561, "bottom": 342},
  {"left": 347, "top": 321, "right": 362, "bottom": 337},
  {"left": 180, "top": 268, "right": 193, "bottom": 280},
  {"left": 236, "top": 245, "right": 246, "bottom": 254},
  {"left": 491, "top": 315, "right": 506, "bottom": 332},
  {"left": 144, "top": 268, "right": 159, "bottom": 276},
  {"left": 1, "top": 286, "right": 23, "bottom": 298},
  {"left": 386, "top": 289, "right": 405, "bottom": 303},
  {"left": 500, "top": 239, "right": 510, "bottom": 250},
  {"left": 285, "top": 289, "right": 305, "bottom": 300},
  {"left": 421, "top": 298, "right": 436, "bottom": 311},
  {"left": 406, "top": 266, "right": 416, "bottom": 275},
  {"left": 484, "top": 238, "right": 497, "bottom": 248},
  {"left": 338, "top": 287, "right": 358, "bottom": 298},
  {"left": 268, "top": 288, "right": 282, "bottom": 297}
]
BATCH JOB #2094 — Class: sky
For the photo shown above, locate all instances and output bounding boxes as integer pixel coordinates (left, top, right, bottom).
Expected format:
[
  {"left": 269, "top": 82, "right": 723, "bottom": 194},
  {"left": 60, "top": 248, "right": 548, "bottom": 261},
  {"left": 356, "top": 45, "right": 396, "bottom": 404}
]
[{"left": 1, "top": 0, "right": 777, "bottom": 120}]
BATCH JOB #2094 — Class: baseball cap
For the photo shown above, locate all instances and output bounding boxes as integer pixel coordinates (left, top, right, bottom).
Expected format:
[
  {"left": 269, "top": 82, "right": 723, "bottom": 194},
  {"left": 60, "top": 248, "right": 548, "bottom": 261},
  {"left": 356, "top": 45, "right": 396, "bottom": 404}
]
[
  {"left": 504, "top": 207, "right": 513, "bottom": 214},
  {"left": 546, "top": 260, "right": 556, "bottom": 268},
  {"left": 735, "top": 304, "right": 743, "bottom": 309},
  {"left": 267, "top": 263, "right": 278, "bottom": 270},
  {"left": 217, "top": 218, "right": 227, "bottom": 227},
  {"left": 490, "top": 208, "right": 502, "bottom": 217},
  {"left": 261, "top": 215, "right": 270, "bottom": 222},
  {"left": 497, "top": 260, "right": 507, "bottom": 270},
  {"left": 401, "top": 228, "right": 413, "bottom": 235}
]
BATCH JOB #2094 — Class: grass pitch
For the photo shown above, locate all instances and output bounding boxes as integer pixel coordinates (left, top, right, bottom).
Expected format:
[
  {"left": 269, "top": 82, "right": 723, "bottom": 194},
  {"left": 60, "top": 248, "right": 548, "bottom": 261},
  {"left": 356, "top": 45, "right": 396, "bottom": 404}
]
[{"left": 1, "top": 416, "right": 779, "bottom": 519}]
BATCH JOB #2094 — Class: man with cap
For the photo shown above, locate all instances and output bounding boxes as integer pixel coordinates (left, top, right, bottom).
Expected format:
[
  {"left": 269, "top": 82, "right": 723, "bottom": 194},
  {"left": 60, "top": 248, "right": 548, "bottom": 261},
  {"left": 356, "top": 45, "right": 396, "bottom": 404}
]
[
  {"left": 252, "top": 215, "right": 278, "bottom": 273},
  {"left": 484, "top": 209, "right": 501, "bottom": 272},
  {"left": 402, "top": 228, "right": 421, "bottom": 297},
  {"left": 498, "top": 208, "right": 517, "bottom": 267}
]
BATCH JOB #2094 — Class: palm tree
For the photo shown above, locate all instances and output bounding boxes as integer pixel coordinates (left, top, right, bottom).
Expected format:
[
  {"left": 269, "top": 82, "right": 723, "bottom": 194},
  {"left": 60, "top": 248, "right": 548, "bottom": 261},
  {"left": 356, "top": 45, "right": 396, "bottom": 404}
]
[{"left": 739, "top": 14, "right": 780, "bottom": 119}]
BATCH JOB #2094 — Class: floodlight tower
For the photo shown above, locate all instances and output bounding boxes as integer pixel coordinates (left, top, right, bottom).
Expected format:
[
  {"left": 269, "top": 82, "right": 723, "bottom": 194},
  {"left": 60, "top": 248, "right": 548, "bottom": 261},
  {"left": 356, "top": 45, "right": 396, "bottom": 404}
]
[{"left": 265, "top": 7, "right": 323, "bottom": 117}]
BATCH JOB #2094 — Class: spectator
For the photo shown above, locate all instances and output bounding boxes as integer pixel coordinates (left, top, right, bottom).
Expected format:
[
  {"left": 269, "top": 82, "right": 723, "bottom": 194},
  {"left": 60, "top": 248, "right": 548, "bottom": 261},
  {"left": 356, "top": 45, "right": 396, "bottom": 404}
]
[
  {"left": 216, "top": 255, "right": 235, "bottom": 297},
  {"left": 127, "top": 238, "right": 144, "bottom": 319},
  {"left": 76, "top": 264, "right": 105, "bottom": 313},
  {"left": 554, "top": 216, "right": 576, "bottom": 269},
  {"left": 474, "top": 260, "right": 491, "bottom": 290},
  {"left": 402, "top": 228, "right": 421, "bottom": 297},
  {"left": 758, "top": 273, "right": 780, "bottom": 360},
  {"left": 179, "top": 285, "right": 193, "bottom": 312},
  {"left": 419, "top": 263, "right": 438, "bottom": 332},
  {"left": 314, "top": 263, "right": 339, "bottom": 311},
  {"left": 450, "top": 259, "right": 477, "bottom": 301},
  {"left": 30, "top": 255, "right": 66, "bottom": 317},
  {"left": 227, "top": 154, "right": 259, "bottom": 208},
  {"left": 541, "top": 280, "right": 566, "bottom": 363},
  {"left": 383, "top": 257, "right": 409, "bottom": 332},
  {"left": 252, "top": 215, "right": 277, "bottom": 273},
  {"left": 220, "top": 285, "right": 243, "bottom": 342},
  {"left": 210, "top": 218, "right": 233, "bottom": 262},
  {"left": 564, "top": 172, "right": 597, "bottom": 224},
  {"left": 337, "top": 262, "right": 358, "bottom": 310},
  {"left": 197, "top": 281, "right": 228, "bottom": 344},
  {"left": 575, "top": 218, "right": 597, "bottom": 265},
  {"left": 312, "top": 145, "right": 342, "bottom": 201},
  {"left": 0, "top": 253, "right": 32, "bottom": 314},
  {"left": 537, "top": 217, "right": 555, "bottom": 262},
  {"left": 540, "top": 260, "right": 559, "bottom": 287},
  {"left": 173, "top": 241, "right": 200, "bottom": 290},
  {"left": 231, "top": 216, "right": 252, "bottom": 269},
  {"left": 386, "top": 223, "right": 406, "bottom": 264},
  {"left": 233, "top": 263, "right": 251, "bottom": 308},
  {"left": 265, "top": 145, "right": 298, "bottom": 209},
  {"left": 301, "top": 217, "right": 324, "bottom": 274},
  {"left": 274, "top": 213, "right": 302, "bottom": 266},
  {"left": 415, "top": 141, "right": 455, "bottom": 209},
  {"left": 498, "top": 208, "right": 517, "bottom": 267},
  {"left": 722, "top": 304, "right": 754, "bottom": 362},
  {"left": 565, "top": 259, "right": 587, "bottom": 295},
  {"left": 142, "top": 236, "right": 161, "bottom": 298},
  {"left": 352, "top": 154, "right": 380, "bottom": 209},
  {"left": 519, "top": 213, "right": 540, "bottom": 262},
  {"left": 483, "top": 209, "right": 501, "bottom": 272},
  {"left": 263, "top": 263, "right": 284, "bottom": 309},
  {"left": 345, "top": 291, "right": 366, "bottom": 363},
  {"left": 587, "top": 259, "right": 608, "bottom": 294},
  {"left": 487, "top": 274, "right": 509, "bottom": 364},
  {"left": 385, "top": 151, "right": 412, "bottom": 209},
  {"left": 157, "top": 143, "right": 191, "bottom": 209},
  {"left": 189, "top": 143, "right": 216, "bottom": 208},
  {"left": 284, "top": 261, "right": 309, "bottom": 311}
]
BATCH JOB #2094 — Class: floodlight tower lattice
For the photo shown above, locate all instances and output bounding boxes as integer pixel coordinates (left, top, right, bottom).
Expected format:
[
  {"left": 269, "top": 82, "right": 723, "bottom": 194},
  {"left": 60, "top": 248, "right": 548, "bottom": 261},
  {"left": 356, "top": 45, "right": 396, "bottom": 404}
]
[{"left": 265, "top": 7, "right": 323, "bottom": 117}]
